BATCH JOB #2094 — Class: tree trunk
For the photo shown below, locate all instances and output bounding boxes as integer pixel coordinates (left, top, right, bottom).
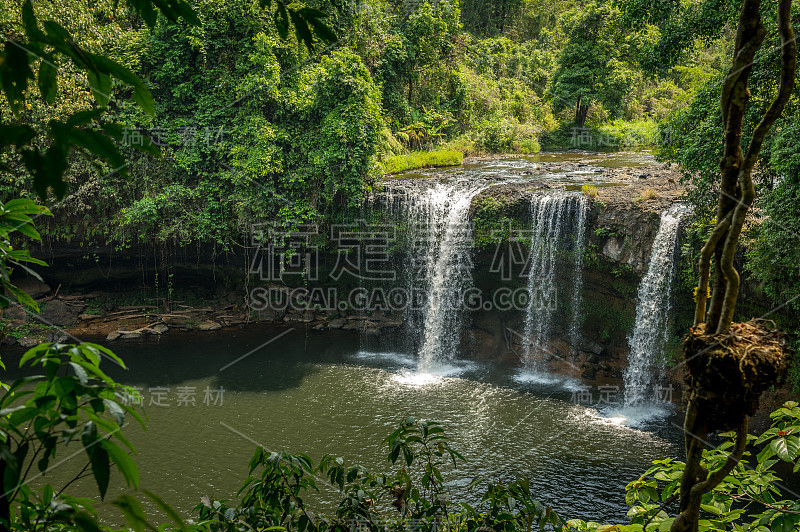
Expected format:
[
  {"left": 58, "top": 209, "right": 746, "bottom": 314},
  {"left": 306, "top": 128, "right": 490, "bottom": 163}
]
[
  {"left": 575, "top": 97, "right": 589, "bottom": 127},
  {"left": 673, "top": 0, "right": 796, "bottom": 530}
]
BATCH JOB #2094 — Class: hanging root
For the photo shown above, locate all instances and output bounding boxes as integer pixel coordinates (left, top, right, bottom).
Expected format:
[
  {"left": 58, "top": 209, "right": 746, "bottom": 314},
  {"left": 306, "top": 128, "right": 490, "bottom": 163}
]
[{"left": 683, "top": 319, "right": 792, "bottom": 432}]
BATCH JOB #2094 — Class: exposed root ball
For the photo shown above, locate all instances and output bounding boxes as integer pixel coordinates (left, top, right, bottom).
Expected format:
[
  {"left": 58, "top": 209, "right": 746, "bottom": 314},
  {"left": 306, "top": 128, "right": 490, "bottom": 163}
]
[{"left": 683, "top": 320, "right": 792, "bottom": 432}]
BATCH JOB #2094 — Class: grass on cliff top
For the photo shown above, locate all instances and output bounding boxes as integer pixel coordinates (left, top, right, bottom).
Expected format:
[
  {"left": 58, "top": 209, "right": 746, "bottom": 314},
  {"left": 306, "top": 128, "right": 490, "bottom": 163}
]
[{"left": 383, "top": 150, "right": 463, "bottom": 174}]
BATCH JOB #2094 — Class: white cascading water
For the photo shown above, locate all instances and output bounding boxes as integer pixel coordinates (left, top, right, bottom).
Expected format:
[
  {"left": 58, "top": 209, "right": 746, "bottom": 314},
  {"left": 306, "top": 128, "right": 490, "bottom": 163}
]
[
  {"left": 568, "top": 195, "right": 589, "bottom": 354},
  {"left": 522, "top": 192, "right": 587, "bottom": 368},
  {"left": 382, "top": 180, "right": 487, "bottom": 372},
  {"left": 623, "top": 203, "right": 693, "bottom": 405}
]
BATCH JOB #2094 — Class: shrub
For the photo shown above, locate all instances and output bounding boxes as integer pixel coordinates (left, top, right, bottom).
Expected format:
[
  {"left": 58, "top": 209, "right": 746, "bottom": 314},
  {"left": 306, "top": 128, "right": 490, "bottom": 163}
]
[
  {"left": 636, "top": 188, "right": 658, "bottom": 201},
  {"left": 582, "top": 184, "right": 599, "bottom": 198},
  {"left": 594, "top": 118, "right": 659, "bottom": 147},
  {"left": 567, "top": 402, "right": 800, "bottom": 531},
  {"left": 473, "top": 114, "right": 541, "bottom": 154}
]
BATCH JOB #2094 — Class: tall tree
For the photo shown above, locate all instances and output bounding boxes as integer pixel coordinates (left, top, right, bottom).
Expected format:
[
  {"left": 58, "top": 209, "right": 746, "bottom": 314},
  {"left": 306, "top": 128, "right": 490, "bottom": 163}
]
[
  {"left": 550, "top": 0, "right": 636, "bottom": 126},
  {"left": 618, "top": 0, "right": 797, "bottom": 529},
  {"left": 622, "top": 0, "right": 797, "bottom": 529}
]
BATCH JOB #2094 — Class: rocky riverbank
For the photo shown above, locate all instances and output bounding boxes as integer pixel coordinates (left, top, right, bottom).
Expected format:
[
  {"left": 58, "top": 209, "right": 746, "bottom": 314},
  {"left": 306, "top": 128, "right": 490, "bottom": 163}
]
[{"left": 0, "top": 279, "right": 407, "bottom": 348}]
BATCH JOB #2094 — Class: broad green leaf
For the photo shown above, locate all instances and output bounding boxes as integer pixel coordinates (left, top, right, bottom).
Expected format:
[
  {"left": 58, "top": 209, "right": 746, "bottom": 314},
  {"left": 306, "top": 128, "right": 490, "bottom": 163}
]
[
  {"left": 289, "top": 9, "right": 314, "bottom": 51},
  {"left": 143, "top": 489, "right": 185, "bottom": 527},
  {"left": 0, "top": 43, "right": 33, "bottom": 115},
  {"left": 101, "top": 440, "right": 138, "bottom": 490},
  {"left": 0, "top": 125, "right": 36, "bottom": 148},
  {"left": 72, "top": 512, "right": 103, "bottom": 532},
  {"left": 770, "top": 436, "right": 800, "bottom": 462},
  {"left": 89, "top": 445, "right": 110, "bottom": 499},
  {"left": 112, "top": 494, "right": 149, "bottom": 532},
  {"left": 22, "top": 1, "right": 45, "bottom": 41}
]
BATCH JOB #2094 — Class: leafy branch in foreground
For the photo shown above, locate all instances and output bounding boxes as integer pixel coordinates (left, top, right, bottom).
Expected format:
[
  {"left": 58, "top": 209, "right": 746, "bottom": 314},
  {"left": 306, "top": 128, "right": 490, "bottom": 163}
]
[
  {"left": 567, "top": 401, "right": 800, "bottom": 532},
  {"left": 193, "top": 416, "right": 565, "bottom": 531},
  {"left": 0, "top": 198, "right": 50, "bottom": 312},
  {"left": 0, "top": 342, "right": 145, "bottom": 531},
  {"left": 668, "top": 0, "right": 796, "bottom": 530}
]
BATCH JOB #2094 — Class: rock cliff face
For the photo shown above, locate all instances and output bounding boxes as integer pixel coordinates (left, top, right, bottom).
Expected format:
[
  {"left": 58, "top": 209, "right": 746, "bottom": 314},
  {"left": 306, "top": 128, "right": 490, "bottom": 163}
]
[
  {"left": 468, "top": 164, "right": 685, "bottom": 274},
  {"left": 462, "top": 161, "right": 689, "bottom": 383}
]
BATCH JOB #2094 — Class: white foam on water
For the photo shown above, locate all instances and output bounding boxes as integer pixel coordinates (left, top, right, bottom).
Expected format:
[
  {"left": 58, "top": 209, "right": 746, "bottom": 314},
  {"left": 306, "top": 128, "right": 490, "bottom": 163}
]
[
  {"left": 513, "top": 369, "right": 583, "bottom": 391},
  {"left": 594, "top": 403, "right": 673, "bottom": 428},
  {"left": 392, "top": 370, "right": 444, "bottom": 387},
  {"left": 352, "top": 350, "right": 416, "bottom": 368},
  {"left": 391, "top": 361, "right": 471, "bottom": 387},
  {"left": 354, "top": 354, "right": 475, "bottom": 387}
]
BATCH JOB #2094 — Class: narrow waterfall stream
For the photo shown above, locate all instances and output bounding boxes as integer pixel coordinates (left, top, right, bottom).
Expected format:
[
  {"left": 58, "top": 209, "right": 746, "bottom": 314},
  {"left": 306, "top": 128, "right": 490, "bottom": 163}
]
[
  {"left": 415, "top": 182, "right": 487, "bottom": 371},
  {"left": 381, "top": 179, "right": 488, "bottom": 371},
  {"left": 522, "top": 192, "right": 588, "bottom": 369},
  {"left": 568, "top": 195, "right": 589, "bottom": 354},
  {"left": 623, "top": 204, "right": 693, "bottom": 405}
]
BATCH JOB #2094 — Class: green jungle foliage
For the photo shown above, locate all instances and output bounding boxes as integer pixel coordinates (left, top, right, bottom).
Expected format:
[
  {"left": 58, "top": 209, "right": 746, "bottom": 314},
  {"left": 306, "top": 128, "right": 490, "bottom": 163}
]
[
  {"left": 1, "top": 0, "right": 727, "bottom": 250},
  {"left": 1, "top": 0, "right": 800, "bottom": 529}
]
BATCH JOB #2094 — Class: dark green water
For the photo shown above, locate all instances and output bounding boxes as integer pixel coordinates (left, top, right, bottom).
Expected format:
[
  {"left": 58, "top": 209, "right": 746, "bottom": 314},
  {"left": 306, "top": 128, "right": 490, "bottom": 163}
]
[{"left": 3, "top": 325, "right": 684, "bottom": 524}]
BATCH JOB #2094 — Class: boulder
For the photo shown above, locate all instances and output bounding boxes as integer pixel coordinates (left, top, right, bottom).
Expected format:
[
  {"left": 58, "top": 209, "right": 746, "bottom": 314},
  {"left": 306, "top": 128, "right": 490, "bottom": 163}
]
[
  {"left": 197, "top": 320, "right": 221, "bottom": 331},
  {"left": 257, "top": 308, "right": 282, "bottom": 321},
  {"left": 119, "top": 331, "right": 143, "bottom": 340},
  {"left": 602, "top": 237, "right": 625, "bottom": 263},
  {"left": 2, "top": 306, "right": 28, "bottom": 327},
  {"left": 18, "top": 336, "right": 40, "bottom": 348},
  {"left": 14, "top": 278, "right": 51, "bottom": 299},
  {"left": 40, "top": 300, "right": 79, "bottom": 327},
  {"left": 573, "top": 336, "right": 606, "bottom": 356},
  {"left": 150, "top": 323, "right": 169, "bottom": 334},
  {"left": 45, "top": 332, "right": 69, "bottom": 343},
  {"left": 162, "top": 316, "right": 188, "bottom": 326},
  {"left": 328, "top": 318, "right": 345, "bottom": 330},
  {"left": 106, "top": 331, "right": 122, "bottom": 341}
]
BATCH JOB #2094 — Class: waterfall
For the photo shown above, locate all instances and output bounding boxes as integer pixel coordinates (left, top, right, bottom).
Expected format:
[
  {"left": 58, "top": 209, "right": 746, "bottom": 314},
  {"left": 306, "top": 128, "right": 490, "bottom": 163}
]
[
  {"left": 624, "top": 203, "right": 693, "bottom": 405},
  {"left": 568, "top": 196, "right": 589, "bottom": 354},
  {"left": 381, "top": 180, "right": 487, "bottom": 372},
  {"left": 522, "top": 192, "right": 587, "bottom": 368}
]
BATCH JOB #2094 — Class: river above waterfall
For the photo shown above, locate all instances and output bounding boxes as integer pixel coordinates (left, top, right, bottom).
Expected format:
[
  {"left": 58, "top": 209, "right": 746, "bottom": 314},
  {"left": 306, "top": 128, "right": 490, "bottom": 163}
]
[
  {"left": 388, "top": 149, "right": 660, "bottom": 183},
  {"left": 4, "top": 326, "right": 685, "bottom": 524}
]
